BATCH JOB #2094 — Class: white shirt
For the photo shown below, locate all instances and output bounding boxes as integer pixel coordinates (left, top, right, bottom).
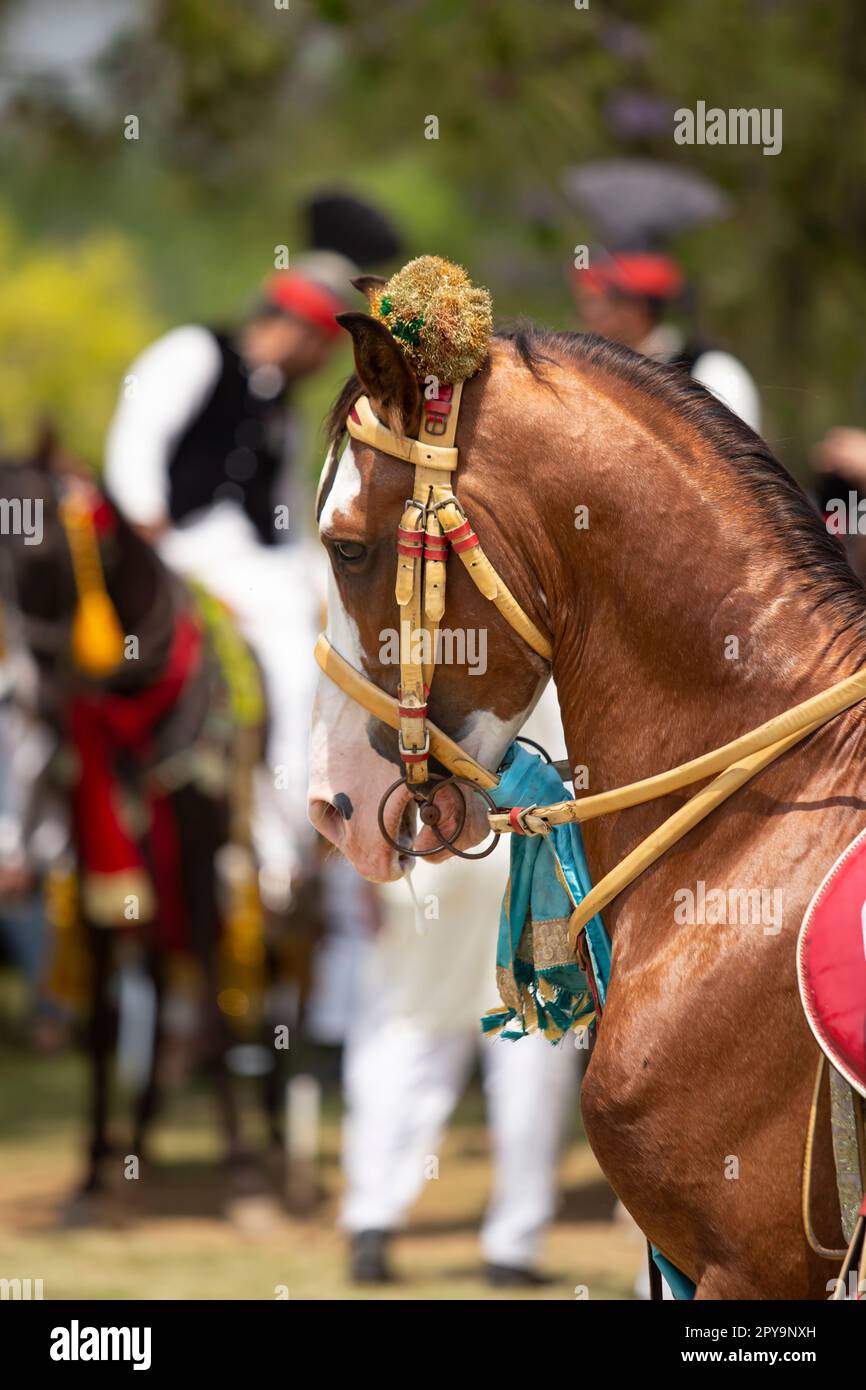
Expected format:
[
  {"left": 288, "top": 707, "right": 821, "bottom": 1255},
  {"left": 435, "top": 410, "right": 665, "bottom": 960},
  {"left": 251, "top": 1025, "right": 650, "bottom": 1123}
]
[
  {"left": 104, "top": 325, "right": 223, "bottom": 528},
  {"left": 640, "top": 323, "right": 762, "bottom": 434}
]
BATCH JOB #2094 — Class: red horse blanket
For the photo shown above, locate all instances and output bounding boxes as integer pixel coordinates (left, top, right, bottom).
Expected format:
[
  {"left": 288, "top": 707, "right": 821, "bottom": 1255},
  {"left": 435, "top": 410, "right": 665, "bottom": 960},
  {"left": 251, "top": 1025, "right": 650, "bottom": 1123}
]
[
  {"left": 798, "top": 828, "right": 866, "bottom": 1099},
  {"left": 68, "top": 613, "right": 201, "bottom": 948}
]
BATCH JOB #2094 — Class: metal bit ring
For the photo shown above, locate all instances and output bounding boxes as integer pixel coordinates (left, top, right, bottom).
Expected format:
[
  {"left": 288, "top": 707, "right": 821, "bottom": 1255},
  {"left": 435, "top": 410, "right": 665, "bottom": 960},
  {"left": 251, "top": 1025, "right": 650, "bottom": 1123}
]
[{"left": 377, "top": 774, "right": 502, "bottom": 860}]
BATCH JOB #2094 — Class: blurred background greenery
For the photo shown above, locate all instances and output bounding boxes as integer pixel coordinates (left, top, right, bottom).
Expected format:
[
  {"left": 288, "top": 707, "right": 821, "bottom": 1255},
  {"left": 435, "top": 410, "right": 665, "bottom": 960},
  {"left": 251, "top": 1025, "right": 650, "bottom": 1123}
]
[{"left": 0, "top": 0, "right": 864, "bottom": 479}]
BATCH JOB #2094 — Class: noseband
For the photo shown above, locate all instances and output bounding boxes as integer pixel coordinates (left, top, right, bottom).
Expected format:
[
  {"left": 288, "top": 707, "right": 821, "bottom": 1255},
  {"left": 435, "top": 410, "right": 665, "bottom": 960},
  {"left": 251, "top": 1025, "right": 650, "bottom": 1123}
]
[{"left": 315, "top": 382, "right": 553, "bottom": 858}]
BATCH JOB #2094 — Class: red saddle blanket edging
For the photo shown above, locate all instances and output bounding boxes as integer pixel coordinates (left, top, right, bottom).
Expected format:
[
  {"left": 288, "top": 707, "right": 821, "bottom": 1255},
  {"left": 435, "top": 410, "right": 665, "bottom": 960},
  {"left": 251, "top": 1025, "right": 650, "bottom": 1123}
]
[
  {"left": 797, "top": 827, "right": 866, "bottom": 1099},
  {"left": 68, "top": 612, "right": 202, "bottom": 948}
]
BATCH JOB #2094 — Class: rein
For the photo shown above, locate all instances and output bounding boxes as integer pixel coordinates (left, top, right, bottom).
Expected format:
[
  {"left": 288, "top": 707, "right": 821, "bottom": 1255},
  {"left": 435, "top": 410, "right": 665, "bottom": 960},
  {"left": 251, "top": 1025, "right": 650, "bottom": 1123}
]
[{"left": 316, "top": 387, "right": 866, "bottom": 943}]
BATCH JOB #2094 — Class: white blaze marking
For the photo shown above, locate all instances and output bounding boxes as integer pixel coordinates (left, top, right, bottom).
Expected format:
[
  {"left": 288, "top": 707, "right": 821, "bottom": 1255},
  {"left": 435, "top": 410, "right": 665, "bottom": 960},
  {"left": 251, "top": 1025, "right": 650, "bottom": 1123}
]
[
  {"left": 314, "top": 440, "right": 336, "bottom": 515},
  {"left": 311, "top": 436, "right": 555, "bottom": 875},
  {"left": 317, "top": 439, "right": 367, "bottom": 672},
  {"left": 456, "top": 677, "right": 549, "bottom": 772},
  {"left": 310, "top": 490, "right": 372, "bottom": 776},
  {"left": 310, "top": 440, "right": 398, "bottom": 861},
  {"left": 324, "top": 565, "right": 362, "bottom": 665},
  {"left": 318, "top": 439, "right": 362, "bottom": 535}
]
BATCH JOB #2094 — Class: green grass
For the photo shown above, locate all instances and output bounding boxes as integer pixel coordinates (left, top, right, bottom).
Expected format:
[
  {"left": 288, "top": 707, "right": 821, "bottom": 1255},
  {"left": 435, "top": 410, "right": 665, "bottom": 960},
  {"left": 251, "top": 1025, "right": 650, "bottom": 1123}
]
[{"left": 0, "top": 1045, "right": 637, "bottom": 1301}]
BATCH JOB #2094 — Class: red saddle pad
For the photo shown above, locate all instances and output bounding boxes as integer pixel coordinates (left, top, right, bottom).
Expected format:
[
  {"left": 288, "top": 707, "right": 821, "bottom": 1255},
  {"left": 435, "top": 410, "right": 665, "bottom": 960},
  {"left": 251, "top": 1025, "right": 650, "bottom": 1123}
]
[{"left": 798, "top": 828, "right": 866, "bottom": 1099}]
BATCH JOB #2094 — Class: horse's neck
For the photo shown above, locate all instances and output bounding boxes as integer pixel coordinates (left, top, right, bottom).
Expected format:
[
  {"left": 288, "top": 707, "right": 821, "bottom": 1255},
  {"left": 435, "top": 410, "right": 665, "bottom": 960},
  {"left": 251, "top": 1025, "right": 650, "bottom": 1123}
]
[
  {"left": 103, "top": 522, "right": 180, "bottom": 691},
  {"left": 528, "top": 400, "right": 865, "bottom": 793},
  {"left": 557, "top": 617, "right": 836, "bottom": 787}
]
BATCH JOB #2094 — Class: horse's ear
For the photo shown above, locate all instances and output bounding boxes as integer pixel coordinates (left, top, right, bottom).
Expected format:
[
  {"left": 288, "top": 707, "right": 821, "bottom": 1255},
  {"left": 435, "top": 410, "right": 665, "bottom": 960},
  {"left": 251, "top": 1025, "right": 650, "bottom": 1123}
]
[
  {"left": 350, "top": 274, "right": 387, "bottom": 305},
  {"left": 336, "top": 311, "right": 420, "bottom": 434}
]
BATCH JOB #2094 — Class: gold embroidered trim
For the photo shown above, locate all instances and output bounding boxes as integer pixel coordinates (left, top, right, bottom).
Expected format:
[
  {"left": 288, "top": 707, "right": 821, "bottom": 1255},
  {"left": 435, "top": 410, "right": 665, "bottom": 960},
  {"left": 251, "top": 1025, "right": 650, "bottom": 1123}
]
[
  {"left": 496, "top": 964, "right": 522, "bottom": 1013},
  {"left": 516, "top": 916, "right": 573, "bottom": 969}
]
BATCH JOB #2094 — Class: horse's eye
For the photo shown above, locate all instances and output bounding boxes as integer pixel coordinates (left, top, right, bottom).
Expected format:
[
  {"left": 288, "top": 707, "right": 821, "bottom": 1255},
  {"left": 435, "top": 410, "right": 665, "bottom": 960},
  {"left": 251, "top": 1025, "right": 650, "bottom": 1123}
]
[{"left": 334, "top": 541, "right": 366, "bottom": 563}]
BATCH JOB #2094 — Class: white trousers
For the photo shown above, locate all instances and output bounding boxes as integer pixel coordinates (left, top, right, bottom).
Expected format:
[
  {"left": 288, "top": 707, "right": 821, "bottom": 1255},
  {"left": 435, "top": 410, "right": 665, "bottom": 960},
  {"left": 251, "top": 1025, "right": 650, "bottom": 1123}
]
[
  {"left": 341, "top": 1014, "right": 578, "bottom": 1268},
  {"left": 158, "top": 505, "right": 321, "bottom": 884}
]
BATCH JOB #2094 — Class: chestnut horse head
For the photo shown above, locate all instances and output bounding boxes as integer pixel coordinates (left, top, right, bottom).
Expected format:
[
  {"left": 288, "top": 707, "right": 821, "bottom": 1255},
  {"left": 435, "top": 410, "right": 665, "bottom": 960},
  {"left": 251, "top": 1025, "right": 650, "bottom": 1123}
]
[
  {"left": 310, "top": 291, "right": 866, "bottom": 1295},
  {"left": 308, "top": 315, "right": 552, "bottom": 881},
  {"left": 309, "top": 301, "right": 866, "bottom": 886}
]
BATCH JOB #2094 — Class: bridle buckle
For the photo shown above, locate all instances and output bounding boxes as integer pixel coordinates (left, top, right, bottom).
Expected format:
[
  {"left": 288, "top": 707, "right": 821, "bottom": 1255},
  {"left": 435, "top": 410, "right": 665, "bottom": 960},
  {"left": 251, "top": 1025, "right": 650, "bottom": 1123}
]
[{"left": 397, "top": 728, "right": 430, "bottom": 761}]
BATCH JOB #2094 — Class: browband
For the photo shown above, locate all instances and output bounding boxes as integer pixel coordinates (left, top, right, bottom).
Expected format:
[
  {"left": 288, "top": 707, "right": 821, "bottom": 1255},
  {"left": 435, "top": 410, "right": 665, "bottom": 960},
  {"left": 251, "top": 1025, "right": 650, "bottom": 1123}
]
[{"left": 347, "top": 393, "right": 459, "bottom": 472}]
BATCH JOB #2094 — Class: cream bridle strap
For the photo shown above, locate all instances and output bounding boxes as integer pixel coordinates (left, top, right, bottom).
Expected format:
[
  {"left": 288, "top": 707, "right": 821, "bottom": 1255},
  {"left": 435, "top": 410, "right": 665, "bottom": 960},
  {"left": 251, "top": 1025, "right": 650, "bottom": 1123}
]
[
  {"left": 314, "top": 633, "right": 498, "bottom": 790},
  {"left": 343, "top": 386, "right": 552, "bottom": 785},
  {"left": 486, "top": 662, "right": 866, "bottom": 951}
]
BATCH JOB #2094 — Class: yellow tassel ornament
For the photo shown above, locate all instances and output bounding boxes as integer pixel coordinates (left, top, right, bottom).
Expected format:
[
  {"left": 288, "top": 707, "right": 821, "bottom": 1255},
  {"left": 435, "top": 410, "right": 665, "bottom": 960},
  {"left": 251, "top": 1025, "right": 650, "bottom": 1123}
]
[{"left": 59, "top": 493, "right": 125, "bottom": 678}]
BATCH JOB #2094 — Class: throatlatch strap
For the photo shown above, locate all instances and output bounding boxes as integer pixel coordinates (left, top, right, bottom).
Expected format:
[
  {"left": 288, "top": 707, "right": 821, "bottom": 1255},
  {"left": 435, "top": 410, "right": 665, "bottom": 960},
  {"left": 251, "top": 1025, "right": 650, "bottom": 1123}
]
[{"left": 435, "top": 498, "right": 552, "bottom": 660}]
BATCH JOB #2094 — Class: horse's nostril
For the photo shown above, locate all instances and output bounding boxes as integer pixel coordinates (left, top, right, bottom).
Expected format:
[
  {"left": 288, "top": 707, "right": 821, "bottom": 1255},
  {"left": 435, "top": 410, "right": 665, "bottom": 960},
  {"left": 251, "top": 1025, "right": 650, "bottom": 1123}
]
[
  {"left": 332, "top": 792, "right": 353, "bottom": 820},
  {"left": 310, "top": 798, "right": 347, "bottom": 841}
]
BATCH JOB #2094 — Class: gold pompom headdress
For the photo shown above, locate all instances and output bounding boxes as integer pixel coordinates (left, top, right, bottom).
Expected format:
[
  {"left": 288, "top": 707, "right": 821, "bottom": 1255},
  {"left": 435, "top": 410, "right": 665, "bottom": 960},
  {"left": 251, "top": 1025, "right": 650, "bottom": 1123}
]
[{"left": 366, "top": 255, "right": 492, "bottom": 383}]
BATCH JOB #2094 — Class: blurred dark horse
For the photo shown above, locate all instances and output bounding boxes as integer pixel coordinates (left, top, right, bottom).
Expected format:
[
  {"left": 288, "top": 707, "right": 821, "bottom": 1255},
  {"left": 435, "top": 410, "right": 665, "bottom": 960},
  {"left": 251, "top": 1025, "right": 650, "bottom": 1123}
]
[{"left": 0, "top": 439, "right": 313, "bottom": 1203}]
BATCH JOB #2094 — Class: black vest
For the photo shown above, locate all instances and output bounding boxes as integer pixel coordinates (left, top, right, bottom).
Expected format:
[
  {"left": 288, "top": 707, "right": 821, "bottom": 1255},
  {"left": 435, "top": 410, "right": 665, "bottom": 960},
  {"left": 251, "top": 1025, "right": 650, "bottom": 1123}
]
[{"left": 167, "top": 332, "right": 289, "bottom": 544}]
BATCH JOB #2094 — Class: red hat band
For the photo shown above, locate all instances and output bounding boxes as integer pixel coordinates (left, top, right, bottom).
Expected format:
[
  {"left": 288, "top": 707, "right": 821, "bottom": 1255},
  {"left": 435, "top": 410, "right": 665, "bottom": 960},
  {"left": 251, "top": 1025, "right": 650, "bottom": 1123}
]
[
  {"left": 265, "top": 272, "right": 345, "bottom": 338},
  {"left": 573, "top": 252, "right": 685, "bottom": 301}
]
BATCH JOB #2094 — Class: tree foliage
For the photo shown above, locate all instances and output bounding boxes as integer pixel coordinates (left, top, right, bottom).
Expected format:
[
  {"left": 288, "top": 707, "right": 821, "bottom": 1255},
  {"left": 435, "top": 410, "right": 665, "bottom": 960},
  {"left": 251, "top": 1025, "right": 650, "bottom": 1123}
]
[
  {"left": 0, "top": 0, "right": 865, "bottom": 472},
  {"left": 0, "top": 216, "right": 161, "bottom": 461}
]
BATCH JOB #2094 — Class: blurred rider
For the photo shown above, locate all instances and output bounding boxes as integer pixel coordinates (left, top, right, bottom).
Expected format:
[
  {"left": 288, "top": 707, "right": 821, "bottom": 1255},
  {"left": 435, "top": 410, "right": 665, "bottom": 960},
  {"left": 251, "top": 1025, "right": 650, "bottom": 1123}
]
[
  {"left": 812, "top": 426, "right": 866, "bottom": 582},
  {"left": 105, "top": 194, "right": 401, "bottom": 907},
  {"left": 572, "top": 248, "right": 762, "bottom": 433}
]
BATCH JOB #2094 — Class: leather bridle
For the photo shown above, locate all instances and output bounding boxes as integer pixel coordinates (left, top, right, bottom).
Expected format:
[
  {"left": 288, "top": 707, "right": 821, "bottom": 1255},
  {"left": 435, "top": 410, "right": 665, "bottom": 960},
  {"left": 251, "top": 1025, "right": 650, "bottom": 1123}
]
[
  {"left": 316, "top": 381, "right": 866, "bottom": 911},
  {"left": 315, "top": 381, "right": 552, "bottom": 857}
]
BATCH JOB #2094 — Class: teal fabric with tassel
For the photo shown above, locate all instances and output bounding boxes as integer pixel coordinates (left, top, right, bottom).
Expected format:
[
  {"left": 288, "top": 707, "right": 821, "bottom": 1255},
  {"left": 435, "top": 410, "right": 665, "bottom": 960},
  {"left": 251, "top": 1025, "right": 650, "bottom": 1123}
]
[
  {"left": 481, "top": 740, "right": 696, "bottom": 1301},
  {"left": 480, "top": 742, "right": 610, "bottom": 1041}
]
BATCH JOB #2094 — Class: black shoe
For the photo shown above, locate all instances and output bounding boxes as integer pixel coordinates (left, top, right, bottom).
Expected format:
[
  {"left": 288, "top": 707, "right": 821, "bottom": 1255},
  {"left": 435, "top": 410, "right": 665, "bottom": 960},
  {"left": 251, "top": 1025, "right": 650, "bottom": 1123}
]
[
  {"left": 350, "top": 1229, "right": 394, "bottom": 1284},
  {"left": 485, "top": 1262, "right": 554, "bottom": 1288}
]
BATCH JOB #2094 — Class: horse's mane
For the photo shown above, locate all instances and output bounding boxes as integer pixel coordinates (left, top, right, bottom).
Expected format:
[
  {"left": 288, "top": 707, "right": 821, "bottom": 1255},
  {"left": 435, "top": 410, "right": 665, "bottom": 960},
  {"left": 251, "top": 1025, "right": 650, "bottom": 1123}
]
[
  {"left": 503, "top": 326, "right": 866, "bottom": 650},
  {"left": 325, "top": 325, "right": 866, "bottom": 652}
]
